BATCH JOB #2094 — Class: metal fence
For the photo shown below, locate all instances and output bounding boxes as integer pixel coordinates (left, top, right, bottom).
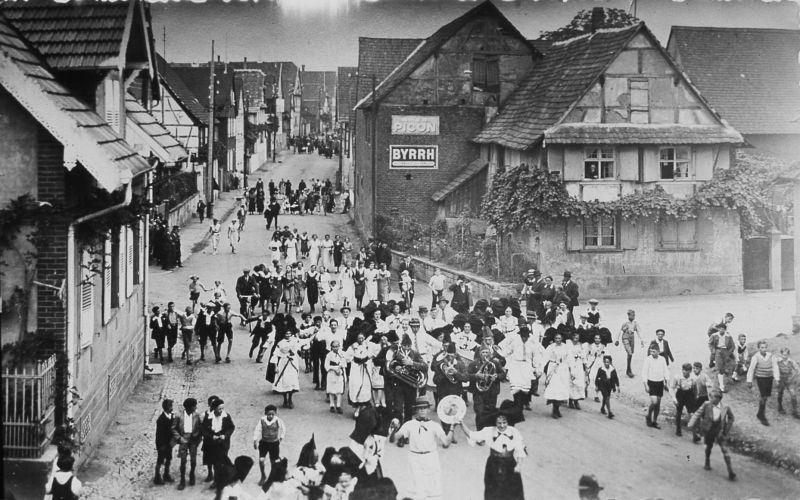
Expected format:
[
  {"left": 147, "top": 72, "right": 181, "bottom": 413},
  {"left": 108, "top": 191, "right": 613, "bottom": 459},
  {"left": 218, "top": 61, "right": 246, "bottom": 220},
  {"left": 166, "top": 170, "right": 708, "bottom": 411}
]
[{"left": 3, "top": 354, "right": 57, "bottom": 458}]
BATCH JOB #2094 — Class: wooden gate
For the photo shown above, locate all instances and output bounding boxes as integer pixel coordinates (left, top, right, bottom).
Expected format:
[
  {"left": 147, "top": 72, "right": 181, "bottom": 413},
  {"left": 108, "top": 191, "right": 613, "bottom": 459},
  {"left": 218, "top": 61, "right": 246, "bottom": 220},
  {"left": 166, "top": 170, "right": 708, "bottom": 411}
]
[
  {"left": 742, "top": 237, "right": 770, "bottom": 290},
  {"left": 782, "top": 237, "right": 795, "bottom": 290}
]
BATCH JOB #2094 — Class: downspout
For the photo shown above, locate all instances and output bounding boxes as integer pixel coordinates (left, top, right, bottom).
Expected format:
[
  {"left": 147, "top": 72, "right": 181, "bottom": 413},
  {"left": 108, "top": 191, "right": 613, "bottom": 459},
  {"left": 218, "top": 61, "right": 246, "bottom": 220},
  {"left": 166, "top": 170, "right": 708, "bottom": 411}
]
[{"left": 65, "top": 176, "right": 132, "bottom": 422}]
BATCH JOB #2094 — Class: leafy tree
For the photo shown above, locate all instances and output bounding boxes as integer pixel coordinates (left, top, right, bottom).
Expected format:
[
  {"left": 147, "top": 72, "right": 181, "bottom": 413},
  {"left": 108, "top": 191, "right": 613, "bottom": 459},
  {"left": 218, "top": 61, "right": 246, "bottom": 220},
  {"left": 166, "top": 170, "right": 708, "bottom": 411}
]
[{"left": 540, "top": 7, "right": 639, "bottom": 42}]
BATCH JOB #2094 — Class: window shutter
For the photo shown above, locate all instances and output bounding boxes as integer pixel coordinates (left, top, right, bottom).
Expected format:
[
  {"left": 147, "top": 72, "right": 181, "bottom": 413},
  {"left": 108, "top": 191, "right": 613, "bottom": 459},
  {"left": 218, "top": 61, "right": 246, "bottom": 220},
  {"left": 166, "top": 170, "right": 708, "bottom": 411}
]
[
  {"left": 134, "top": 221, "right": 143, "bottom": 285},
  {"left": 678, "top": 219, "right": 697, "bottom": 248},
  {"left": 620, "top": 218, "right": 638, "bottom": 250},
  {"left": 104, "top": 78, "right": 120, "bottom": 131},
  {"left": 126, "top": 226, "right": 134, "bottom": 297},
  {"left": 80, "top": 251, "right": 94, "bottom": 347},
  {"left": 103, "top": 237, "right": 112, "bottom": 323},
  {"left": 659, "top": 220, "right": 677, "bottom": 249},
  {"left": 566, "top": 218, "right": 583, "bottom": 251},
  {"left": 117, "top": 227, "right": 126, "bottom": 305}
]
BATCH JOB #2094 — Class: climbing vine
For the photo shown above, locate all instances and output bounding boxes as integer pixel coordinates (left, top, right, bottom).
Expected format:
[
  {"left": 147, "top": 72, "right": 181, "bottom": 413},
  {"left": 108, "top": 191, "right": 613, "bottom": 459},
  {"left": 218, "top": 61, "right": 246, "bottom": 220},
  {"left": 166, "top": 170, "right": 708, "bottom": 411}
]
[{"left": 481, "top": 151, "right": 790, "bottom": 236}]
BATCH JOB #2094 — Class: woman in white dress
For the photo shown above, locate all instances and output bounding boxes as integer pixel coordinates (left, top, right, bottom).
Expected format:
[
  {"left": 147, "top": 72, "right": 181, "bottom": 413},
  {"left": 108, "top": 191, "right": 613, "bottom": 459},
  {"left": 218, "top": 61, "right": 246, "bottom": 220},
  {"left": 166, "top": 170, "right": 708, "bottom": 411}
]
[
  {"left": 284, "top": 234, "right": 298, "bottom": 266},
  {"left": 338, "top": 263, "right": 355, "bottom": 309},
  {"left": 324, "top": 340, "right": 347, "bottom": 414},
  {"left": 499, "top": 326, "right": 536, "bottom": 410},
  {"left": 320, "top": 234, "right": 334, "bottom": 271},
  {"left": 268, "top": 234, "right": 282, "bottom": 264},
  {"left": 543, "top": 332, "right": 572, "bottom": 419},
  {"left": 363, "top": 261, "right": 379, "bottom": 304},
  {"left": 567, "top": 331, "right": 586, "bottom": 409},
  {"left": 272, "top": 330, "right": 301, "bottom": 409},
  {"left": 497, "top": 307, "right": 520, "bottom": 337},
  {"left": 346, "top": 334, "right": 374, "bottom": 412},
  {"left": 584, "top": 332, "right": 607, "bottom": 403},
  {"left": 308, "top": 234, "right": 321, "bottom": 267}
]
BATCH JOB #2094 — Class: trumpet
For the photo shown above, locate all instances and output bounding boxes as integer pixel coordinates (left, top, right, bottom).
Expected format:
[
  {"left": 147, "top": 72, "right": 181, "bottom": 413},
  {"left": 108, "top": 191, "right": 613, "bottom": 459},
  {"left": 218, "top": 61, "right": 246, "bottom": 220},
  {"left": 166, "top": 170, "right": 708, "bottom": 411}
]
[{"left": 387, "top": 347, "right": 428, "bottom": 389}]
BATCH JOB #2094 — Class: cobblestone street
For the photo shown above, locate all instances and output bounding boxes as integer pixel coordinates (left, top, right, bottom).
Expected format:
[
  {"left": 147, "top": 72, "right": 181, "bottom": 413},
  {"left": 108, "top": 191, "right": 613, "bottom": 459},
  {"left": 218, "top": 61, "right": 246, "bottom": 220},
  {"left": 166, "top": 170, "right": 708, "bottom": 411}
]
[{"left": 76, "top": 151, "right": 800, "bottom": 500}]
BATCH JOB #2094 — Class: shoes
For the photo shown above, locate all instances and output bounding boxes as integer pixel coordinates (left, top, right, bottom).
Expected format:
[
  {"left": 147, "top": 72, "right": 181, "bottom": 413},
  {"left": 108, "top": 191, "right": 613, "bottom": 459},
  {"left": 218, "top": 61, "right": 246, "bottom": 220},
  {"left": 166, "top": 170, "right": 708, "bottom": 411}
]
[
  {"left": 600, "top": 407, "right": 606, "bottom": 415},
  {"left": 336, "top": 407, "right": 343, "bottom": 414},
  {"left": 728, "top": 472, "right": 737, "bottom": 481},
  {"left": 524, "top": 404, "right": 532, "bottom": 411},
  {"left": 189, "top": 472, "right": 195, "bottom": 486},
  {"left": 249, "top": 346, "right": 255, "bottom": 358},
  {"left": 163, "top": 473, "right": 175, "bottom": 483},
  {"left": 225, "top": 357, "right": 231, "bottom": 363},
  {"left": 177, "top": 480, "right": 186, "bottom": 491},
  {"left": 255, "top": 359, "right": 263, "bottom": 364},
  {"left": 330, "top": 407, "right": 336, "bottom": 413},
  {"left": 627, "top": 372, "right": 635, "bottom": 378},
  {"left": 186, "top": 359, "right": 192, "bottom": 365},
  {"left": 676, "top": 429, "right": 683, "bottom": 437},
  {"left": 200, "top": 355, "right": 205, "bottom": 361},
  {"left": 215, "top": 358, "right": 220, "bottom": 364},
  {"left": 288, "top": 402, "right": 294, "bottom": 409},
  {"left": 651, "top": 423, "right": 661, "bottom": 430},
  {"left": 693, "top": 435, "right": 701, "bottom": 444},
  {"left": 204, "top": 473, "right": 213, "bottom": 483},
  {"left": 154, "top": 473, "right": 164, "bottom": 485},
  {"left": 594, "top": 397, "right": 600, "bottom": 402},
  {"left": 568, "top": 400, "right": 575, "bottom": 409},
  {"left": 607, "top": 413, "right": 614, "bottom": 419},
  {"left": 574, "top": 401, "right": 581, "bottom": 410}
]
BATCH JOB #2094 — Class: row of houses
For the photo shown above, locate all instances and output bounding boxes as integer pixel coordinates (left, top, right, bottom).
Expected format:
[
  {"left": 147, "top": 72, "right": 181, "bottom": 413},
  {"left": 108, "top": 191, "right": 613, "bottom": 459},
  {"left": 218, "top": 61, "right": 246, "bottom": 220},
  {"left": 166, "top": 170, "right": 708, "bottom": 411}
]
[{"left": 346, "top": 1, "right": 799, "bottom": 297}]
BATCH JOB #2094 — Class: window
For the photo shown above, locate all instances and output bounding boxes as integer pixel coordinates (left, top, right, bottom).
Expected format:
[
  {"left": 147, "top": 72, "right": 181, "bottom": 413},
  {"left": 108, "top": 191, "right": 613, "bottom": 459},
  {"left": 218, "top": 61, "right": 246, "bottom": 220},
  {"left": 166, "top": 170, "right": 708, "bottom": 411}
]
[
  {"left": 659, "top": 218, "right": 697, "bottom": 250},
  {"left": 472, "top": 56, "right": 500, "bottom": 94},
  {"left": 125, "top": 226, "right": 134, "bottom": 297},
  {"left": 659, "top": 147, "right": 691, "bottom": 179},
  {"left": 104, "top": 78, "right": 120, "bottom": 130},
  {"left": 584, "top": 148, "right": 615, "bottom": 179},
  {"left": 630, "top": 80, "right": 649, "bottom": 124},
  {"left": 103, "top": 237, "right": 112, "bottom": 324},
  {"left": 80, "top": 251, "right": 94, "bottom": 347},
  {"left": 584, "top": 216, "right": 617, "bottom": 248}
]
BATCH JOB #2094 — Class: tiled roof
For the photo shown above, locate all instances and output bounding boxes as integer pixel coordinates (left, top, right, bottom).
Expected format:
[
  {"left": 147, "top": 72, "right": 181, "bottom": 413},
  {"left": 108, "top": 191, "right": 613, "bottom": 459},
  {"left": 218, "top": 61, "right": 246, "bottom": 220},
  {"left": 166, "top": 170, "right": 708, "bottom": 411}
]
[
  {"left": 301, "top": 70, "right": 336, "bottom": 100},
  {"left": 171, "top": 64, "right": 236, "bottom": 119},
  {"left": 1, "top": 0, "right": 128, "bottom": 70},
  {"left": 668, "top": 26, "right": 800, "bottom": 135},
  {"left": 355, "top": 1, "right": 536, "bottom": 109},
  {"left": 355, "top": 37, "right": 422, "bottom": 109},
  {"left": 125, "top": 93, "right": 188, "bottom": 162},
  {"left": 228, "top": 61, "right": 282, "bottom": 99},
  {"left": 337, "top": 66, "right": 357, "bottom": 123},
  {"left": 0, "top": 15, "right": 149, "bottom": 191},
  {"left": 431, "top": 159, "right": 488, "bottom": 202},
  {"left": 474, "top": 24, "right": 642, "bottom": 150},
  {"left": 544, "top": 123, "right": 742, "bottom": 145},
  {"left": 155, "top": 53, "right": 208, "bottom": 126},
  {"left": 235, "top": 69, "right": 265, "bottom": 108}
]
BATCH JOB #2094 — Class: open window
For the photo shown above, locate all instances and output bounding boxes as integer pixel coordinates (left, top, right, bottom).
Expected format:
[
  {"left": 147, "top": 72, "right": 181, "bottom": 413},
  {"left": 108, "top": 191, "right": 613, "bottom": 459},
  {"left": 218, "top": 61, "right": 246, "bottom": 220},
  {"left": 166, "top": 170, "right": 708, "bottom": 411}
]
[
  {"left": 472, "top": 55, "right": 500, "bottom": 94},
  {"left": 659, "top": 147, "right": 691, "bottom": 180},
  {"left": 584, "top": 147, "right": 615, "bottom": 179}
]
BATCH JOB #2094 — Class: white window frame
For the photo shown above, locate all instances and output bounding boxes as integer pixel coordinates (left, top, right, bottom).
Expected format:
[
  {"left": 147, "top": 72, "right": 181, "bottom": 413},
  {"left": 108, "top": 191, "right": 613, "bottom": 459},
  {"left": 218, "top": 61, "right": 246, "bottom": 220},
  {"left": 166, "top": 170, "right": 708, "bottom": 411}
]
[
  {"left": 583, "top": 215, "right": 617, "bottom": 249},
  {"left": 117, "top": 227, "right": 126, "bottom": 305},
  {"left": 125, "top": 225, "right": 134, "bottom": 297},
  {"left": 584, "top": 147, "right": 615, "bottom": 180},
  {"left": 659, "top": 146, "right": 692, "bottom": 180},
  {"left": 103, "top": 237, "right": 112, "bottom": 324}
]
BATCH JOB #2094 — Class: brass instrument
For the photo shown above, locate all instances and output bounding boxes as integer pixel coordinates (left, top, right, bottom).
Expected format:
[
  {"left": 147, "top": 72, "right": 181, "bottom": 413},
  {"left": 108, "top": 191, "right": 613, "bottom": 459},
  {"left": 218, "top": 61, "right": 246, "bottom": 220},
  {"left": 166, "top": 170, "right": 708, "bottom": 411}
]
[
  {"left": 438, "top": 355, "right": 459, "bottom": 384},
  {"left": 387, "top": 346, "right": 428, "bottom": 388},
  {"left": 475, "top": 360, "right": 499, "bottom": 393}
]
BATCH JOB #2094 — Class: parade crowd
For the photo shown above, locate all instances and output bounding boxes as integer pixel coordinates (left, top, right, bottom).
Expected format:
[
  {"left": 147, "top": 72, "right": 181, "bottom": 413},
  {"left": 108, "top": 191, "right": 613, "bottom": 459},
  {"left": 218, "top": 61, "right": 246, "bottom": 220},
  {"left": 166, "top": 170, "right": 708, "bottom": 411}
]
[{"left": 142, "top": 181, "right": 800, "bottom": 500}]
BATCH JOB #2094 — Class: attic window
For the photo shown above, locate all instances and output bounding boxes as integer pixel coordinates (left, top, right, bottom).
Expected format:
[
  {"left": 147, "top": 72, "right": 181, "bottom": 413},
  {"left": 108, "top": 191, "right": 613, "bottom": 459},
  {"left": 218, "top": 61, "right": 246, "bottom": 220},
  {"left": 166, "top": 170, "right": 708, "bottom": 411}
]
[{"left": 472, "top": 55, "right": 499, "bottom": 94}]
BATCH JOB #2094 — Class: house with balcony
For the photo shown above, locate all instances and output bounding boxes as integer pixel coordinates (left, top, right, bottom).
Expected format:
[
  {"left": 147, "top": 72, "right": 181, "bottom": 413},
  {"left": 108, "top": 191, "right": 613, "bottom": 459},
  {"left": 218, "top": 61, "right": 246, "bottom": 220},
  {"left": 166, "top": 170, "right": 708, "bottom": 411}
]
[
  {"left": 471, "top": 21, "right": 744, "bottom": 297},
  {"left": 0, "top": 0, "right": 172, "bottom": 497}
]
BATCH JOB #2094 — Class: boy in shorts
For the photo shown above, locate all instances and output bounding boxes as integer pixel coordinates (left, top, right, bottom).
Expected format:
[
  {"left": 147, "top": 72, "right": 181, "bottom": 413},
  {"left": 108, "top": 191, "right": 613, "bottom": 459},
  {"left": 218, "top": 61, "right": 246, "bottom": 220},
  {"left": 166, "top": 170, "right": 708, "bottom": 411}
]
[{"left": 615, "top": 309, "right": 644, "bottom": 378}]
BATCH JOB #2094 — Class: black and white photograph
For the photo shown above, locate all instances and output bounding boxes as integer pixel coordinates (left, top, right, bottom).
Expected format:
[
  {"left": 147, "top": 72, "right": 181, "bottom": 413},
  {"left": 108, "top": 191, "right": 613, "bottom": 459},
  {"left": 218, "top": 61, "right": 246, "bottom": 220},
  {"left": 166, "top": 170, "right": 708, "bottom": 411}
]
[{"left": 1, "top": 0, "right": 799, "bottom": 498}]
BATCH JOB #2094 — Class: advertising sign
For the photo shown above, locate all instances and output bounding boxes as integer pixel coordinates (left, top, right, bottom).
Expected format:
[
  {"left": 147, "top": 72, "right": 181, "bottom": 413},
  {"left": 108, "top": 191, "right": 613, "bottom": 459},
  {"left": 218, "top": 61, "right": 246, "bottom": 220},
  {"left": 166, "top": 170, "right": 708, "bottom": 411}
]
[
  {"left": 391, "top": 115, "right": 439, "bottom": 135},
  {"left": 389, "top": 145, "right": 438, "bottom": 169}
]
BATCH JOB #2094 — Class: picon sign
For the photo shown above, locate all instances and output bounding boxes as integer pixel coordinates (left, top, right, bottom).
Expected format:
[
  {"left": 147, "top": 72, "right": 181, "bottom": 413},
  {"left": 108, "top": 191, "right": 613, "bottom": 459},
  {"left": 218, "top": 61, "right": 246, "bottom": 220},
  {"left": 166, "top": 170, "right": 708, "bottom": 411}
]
[
  {"left": 389, "top": 145, "right": 438, "bottom": 169},
  {"left": 391, "top": 115, "right": 439, "bottom": 135}
]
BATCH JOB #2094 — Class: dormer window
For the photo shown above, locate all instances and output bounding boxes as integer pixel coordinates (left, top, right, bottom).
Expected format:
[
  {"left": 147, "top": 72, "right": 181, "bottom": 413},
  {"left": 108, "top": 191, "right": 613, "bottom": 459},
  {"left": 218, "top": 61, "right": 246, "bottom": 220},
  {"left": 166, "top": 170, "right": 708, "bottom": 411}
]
[{"left": 472, "top": 55, "right": 499, "bottom": 94}]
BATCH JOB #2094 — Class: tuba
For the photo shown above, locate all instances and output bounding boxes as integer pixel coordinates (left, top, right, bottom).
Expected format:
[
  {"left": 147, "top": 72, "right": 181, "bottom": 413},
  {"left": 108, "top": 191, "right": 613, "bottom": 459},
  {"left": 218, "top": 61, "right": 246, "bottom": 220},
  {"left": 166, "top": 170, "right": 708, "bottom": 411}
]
[
  {"left": 475, "top": 360, "right": 499, "bottom": 393},
  {"left": 437, "top": 355, "right": 459, "bottom": 384},
  {"left": 387, "top": 346, "right": 428, "bottom": 388}
]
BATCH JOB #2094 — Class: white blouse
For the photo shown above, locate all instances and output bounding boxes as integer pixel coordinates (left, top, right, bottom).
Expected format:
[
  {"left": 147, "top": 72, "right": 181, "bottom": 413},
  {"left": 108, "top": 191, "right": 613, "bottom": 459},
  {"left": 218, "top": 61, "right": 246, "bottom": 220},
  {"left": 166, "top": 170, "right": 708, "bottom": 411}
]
[{"left": 468, "top": 426, "right": 526, "bottom": 460}]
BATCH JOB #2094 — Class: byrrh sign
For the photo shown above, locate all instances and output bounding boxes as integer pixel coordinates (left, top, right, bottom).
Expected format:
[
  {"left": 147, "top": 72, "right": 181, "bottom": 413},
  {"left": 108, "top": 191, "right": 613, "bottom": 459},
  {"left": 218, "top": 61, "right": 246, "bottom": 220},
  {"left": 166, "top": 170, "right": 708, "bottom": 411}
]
[
  {"left": 389, "top": 145, "right": 438, "bottom": 169},
  {"left": 391, "top": 115, "right": 439, "bottom": 135}
]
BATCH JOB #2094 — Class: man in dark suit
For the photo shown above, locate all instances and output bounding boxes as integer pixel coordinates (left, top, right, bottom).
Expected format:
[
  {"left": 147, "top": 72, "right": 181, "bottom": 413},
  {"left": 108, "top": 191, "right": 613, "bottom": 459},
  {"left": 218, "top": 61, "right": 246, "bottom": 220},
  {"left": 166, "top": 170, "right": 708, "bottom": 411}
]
[
  {"left": 155, "top": 399, "right": 175, "bottom": 485},
  {"left": 654, "top": 329, "right": 675, "bottom": 365},
  {"left": 236, "top": 268, "right": 257, "bottom": 320},
  {"left": 172, "top": 397, "right": 203, "bottom": 490},
  {"left": 201, "top": 398, "right": 236, "bottom": 488},
  {"left": 150, "top": 306, "right": 167, "bottom": 363},
  {"left": 398, "top": 254, "right": 415, "bottom": 280},
  {"left": 522, "top": 269, "right": 544, "bottom": 320},
  {"left": 562, "top": 271, "right": 580, "bottom": 314},
  {"left": 449, "top": 275, "right": 472, "bottom": 315}
]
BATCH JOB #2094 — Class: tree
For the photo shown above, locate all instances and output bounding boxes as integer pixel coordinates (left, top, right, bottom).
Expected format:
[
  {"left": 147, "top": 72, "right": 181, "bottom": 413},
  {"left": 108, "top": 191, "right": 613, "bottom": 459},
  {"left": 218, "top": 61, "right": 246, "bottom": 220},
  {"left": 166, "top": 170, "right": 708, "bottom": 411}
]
[{"left": 539, "top": 7, "right": 639, "bottom": 42}]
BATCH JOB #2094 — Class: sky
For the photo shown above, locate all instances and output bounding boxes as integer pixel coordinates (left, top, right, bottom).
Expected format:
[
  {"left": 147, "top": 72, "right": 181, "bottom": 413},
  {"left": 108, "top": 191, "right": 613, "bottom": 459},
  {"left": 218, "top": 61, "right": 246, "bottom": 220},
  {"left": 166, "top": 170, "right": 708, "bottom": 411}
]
[{"left": 150, "top": 0, "right": 800, "bottom": 70}]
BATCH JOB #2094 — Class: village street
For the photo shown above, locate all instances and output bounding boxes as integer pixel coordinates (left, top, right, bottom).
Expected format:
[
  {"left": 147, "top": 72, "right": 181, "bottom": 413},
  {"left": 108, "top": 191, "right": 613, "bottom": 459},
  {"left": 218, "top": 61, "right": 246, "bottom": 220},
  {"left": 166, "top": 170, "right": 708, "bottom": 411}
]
[{"left": 76, "top": 151, "right": 800, "bottom": 500}]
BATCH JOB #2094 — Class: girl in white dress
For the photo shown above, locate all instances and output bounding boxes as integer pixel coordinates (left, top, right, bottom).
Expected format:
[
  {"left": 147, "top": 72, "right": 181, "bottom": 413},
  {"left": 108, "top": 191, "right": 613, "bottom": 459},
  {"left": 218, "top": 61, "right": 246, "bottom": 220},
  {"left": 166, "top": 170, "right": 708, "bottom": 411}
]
[
  {"left": 269, "top": 234, "right": 282, "bottom": 264},
  {"left": 284, "top": 234, "right": 298, "bottom": 266},
  {"left": 272, "top": 331, "right": 301, "bottom": 409},
  {"left": 543, "top": 332, "right": 572, "bottom": 419},
  {"left": 308, "top": 234, "right": 321, "bottom": 266},
  {"left": 346, "top": 334, "right": 374, "bottom": 410},
  {"left": 363, "top": 261, "right": 379, "bottom": 303},
  {"left": 567, "top": 332, "right": 586, "bottom": 409},
  {"left": 338, "top": 263, "right": 355, "bottom": 309},
  {"left": 320, "top": 235, "right": 334, "bottom": 271},
  {"left": 324, "top": 340, "right": 347, "bottom": 414},
  {"left": 584, "top": 333, "right": 606, "bottom": 403}
]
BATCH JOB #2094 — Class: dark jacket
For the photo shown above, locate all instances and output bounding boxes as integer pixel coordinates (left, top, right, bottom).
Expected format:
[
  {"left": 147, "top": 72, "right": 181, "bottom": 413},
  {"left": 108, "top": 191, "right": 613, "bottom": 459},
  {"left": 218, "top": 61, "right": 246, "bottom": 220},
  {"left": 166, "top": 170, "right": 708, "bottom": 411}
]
[
  {"left": 594, "top": 366, "right": 620, "bottom": 394},
  {"left": 449, "top": 283, "right": 471, "bottom": 314},
  {"left": 689, "top": 401, "right": 734, "bottom": 435},
  {"left": 562, "top": 279, "right": 579, "bottom": 308},
  {"left": 398, "top": 260, "right": 415, "bottom": 280},
  {"left": 659, "top": 339, "right": 675, "bottom": 365},
  {"left": 172, "top": 411, "right": 203, "bottom": 445},
  {"left": 156, "top": 412, "right": 174, "bottom": 448}
]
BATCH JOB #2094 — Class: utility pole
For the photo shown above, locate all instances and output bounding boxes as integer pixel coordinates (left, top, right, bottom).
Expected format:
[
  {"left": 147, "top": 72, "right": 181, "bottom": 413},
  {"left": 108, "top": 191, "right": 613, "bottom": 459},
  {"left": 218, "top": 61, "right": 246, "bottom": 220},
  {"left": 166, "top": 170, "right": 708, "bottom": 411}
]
[
  {"left": 370, "top": 75, "right": 377, "bottom": 236},
  {"left": 161, "top": 26, "right": 166, "bottom": 123},
  {"left": 205, "top": 40, "right": 215, "bottom": 213}
]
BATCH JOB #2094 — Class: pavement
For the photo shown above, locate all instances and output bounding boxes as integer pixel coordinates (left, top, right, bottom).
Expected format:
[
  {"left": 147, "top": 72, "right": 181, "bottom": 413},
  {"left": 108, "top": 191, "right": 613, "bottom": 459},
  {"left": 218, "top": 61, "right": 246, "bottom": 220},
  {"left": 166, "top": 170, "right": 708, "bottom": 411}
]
[{"left": 77, "top": 151, "right": 800, "bottom": 499}]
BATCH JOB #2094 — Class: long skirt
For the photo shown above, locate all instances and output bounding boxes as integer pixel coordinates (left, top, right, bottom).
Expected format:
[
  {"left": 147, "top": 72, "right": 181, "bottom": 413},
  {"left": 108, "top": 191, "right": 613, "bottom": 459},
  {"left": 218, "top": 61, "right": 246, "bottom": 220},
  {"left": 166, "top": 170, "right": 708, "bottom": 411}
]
[
  {"left": 543, "top": 362, "right": 570, "bottom": 403},
  {"left": 569, "top": 366, "right": 586, "bottom": 400},
  {"left": 327, "top": 369, "right": 346, "bottom": 395},
  {"left": 349, "top": 362, "right": 373, "bottom": 403},
  {"left": 507, "top": 360, "right": 533, "bottom": 394},
  {"left": 377, "top": 279, "right": 389, "bottom": 303},
  {"left": 484, "top": 454, "right": 523, "bottom": 500},
  {"left": 273, "top": 356, "right": 300, "bottom": 393},
  {"left": 408, "top": 452, "right": 442, "bottom": 500}
]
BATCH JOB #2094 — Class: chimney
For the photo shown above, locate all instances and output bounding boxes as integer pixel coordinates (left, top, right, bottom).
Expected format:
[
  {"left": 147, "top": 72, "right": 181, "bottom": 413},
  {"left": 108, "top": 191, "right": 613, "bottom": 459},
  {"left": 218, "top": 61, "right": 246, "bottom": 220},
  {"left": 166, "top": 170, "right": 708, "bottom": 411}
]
[
  {"left": 301, "top": 64, "right": 305, "bottom": 72},
  {"left": 589, "top": 7, "right": 604, "bottom": 33},
  {"left": 243, "top": 56, "right": 247, "bottom": 69}
]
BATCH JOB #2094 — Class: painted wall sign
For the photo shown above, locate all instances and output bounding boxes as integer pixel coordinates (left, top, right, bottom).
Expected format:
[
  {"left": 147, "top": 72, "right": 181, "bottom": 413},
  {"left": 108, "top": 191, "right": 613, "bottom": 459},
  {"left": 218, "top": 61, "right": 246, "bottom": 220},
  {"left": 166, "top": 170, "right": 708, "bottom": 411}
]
[
  {"left": 391, "top": 115, "right": 440, "bottom": 135},
  {"left": 389, "top": 145, "right": 438, "bottom": 169}
]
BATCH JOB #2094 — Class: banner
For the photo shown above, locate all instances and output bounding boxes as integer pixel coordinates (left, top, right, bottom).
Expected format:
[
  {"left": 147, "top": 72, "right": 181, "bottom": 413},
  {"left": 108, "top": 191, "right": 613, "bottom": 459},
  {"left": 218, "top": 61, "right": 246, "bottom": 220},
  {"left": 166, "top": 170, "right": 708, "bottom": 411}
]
[{"left": 391, "top": 115, "right": 439, "bottom": 135}]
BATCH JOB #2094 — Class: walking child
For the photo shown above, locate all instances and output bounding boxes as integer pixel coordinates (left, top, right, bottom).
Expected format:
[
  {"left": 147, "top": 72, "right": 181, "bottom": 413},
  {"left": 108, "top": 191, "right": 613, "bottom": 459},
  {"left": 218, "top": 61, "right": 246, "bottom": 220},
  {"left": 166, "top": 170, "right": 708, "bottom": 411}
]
[
  {"left": 776, "top": 347, "right": 800, "bottom": 418},
  {"left": 252, "top": 404, "right": 286, "bottom": 486},
  {"left": 671, "top": 363, "right": 696, "bottom": 437},
  {"left": 642, "top": 342, "right": 670, "bottom": 429},
  {"left": 746, "top": 340, "right": 780, "bottom": 426},
  {"left": 154, "top": 399, "right": 175, "bottom": 485},
  {"left": 325, "top": 340, "right": 347, "bottom": 414},
  {"left": 594, "top": 355, "right": 619, "bottom": 419},
  {"left": 688, "top": 389, "right": 736, "bottom": 481},
  {"left": 615, "top": 309, "right": 644, "bottom": 378}
]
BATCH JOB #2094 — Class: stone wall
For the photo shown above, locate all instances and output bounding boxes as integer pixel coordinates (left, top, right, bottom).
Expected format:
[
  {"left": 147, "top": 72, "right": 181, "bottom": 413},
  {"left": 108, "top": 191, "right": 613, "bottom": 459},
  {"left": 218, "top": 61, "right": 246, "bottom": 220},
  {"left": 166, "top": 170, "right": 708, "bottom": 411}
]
[
  {"left": 167, "top": 192, "right": 200, "bottom": 229},
  {"left": 389, "top": 249, "right": 518, "bottom": 304}
]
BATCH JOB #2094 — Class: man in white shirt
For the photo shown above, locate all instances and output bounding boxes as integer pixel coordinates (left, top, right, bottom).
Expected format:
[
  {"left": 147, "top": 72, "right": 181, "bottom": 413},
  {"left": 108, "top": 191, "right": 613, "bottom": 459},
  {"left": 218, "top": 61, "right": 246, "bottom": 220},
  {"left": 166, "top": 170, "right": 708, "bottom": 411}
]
[
  {"left": 642, "top": 342, "right": 670, "bottom": 429},
  {"left": 436, "top": 297, "right": 454, "bottom": 325},
  {"left": 428, "top": 267, "right": 446, "bottom": 308},
  {"left": 424, "top": 306, "right": 446, "bottom": 332},
  {"left": 318, "top": 318, "right": 346, "bottom": 353}
]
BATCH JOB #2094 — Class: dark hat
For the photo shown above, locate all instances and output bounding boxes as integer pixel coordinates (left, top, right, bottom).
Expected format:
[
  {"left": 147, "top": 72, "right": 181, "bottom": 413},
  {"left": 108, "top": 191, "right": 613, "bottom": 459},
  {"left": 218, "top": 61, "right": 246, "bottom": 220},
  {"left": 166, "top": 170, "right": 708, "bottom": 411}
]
[
  {"left": 418, "top": 306, "right": 429, "bottom": 313},
  {"left": 385, "top": 329, "right": 400, "bottom": 343},
  {"left": 409, "top": 317, "right": 421, "bottom": 326},
  {"left": 233, "top": 455, "right": 255, "bottom": 482},
  {"left": 445, "top": 342, "right": 457, "bottom": 354},
  {"left": 297, "top": 435, "right": 317, "bottom": 468},
  {"left": 211, "top": 398, "right": 224, "bottom": 410},
  {"left": 413, "top": 398, "right": 431, "bottom": 411},
  {"left": 340, "top": 306, "right": 351, "bottom": 313},
  {"left": 457, "top": 274, "right": 467, "bottom": 282},
  {"left": 437, "top": 297, "right": 449, "bottom": 304},
  {"left": 563, "top": 270, "right": 572, "bottom": 278},
  {"left": 533, "top": 269, "right": 542, "bottom": 276},
  {"left": 579, "top": 474, "right": 603, "bottom": 492}
]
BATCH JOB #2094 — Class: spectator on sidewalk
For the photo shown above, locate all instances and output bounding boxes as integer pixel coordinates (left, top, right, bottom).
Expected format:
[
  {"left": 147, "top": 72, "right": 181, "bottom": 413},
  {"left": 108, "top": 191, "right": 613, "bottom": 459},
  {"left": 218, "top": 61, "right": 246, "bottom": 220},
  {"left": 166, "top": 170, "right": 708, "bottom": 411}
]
[
  {"left": 45, "top": 454, "right": 82, "bottom": 499},
  {"left": 227, "top": 219, "right": 240, "bottom": 254},
  {"left": 449, "top": 275, "right": 471, "bottom": 315},
  {"left": 154, "top": 399, "right": 175, "bottom": 485},
  {"left": 197, "top": 199, "right": 206, "bottom": 223},
  {"left": 561, "top": 271, "right": 579, "bottom": 314}
]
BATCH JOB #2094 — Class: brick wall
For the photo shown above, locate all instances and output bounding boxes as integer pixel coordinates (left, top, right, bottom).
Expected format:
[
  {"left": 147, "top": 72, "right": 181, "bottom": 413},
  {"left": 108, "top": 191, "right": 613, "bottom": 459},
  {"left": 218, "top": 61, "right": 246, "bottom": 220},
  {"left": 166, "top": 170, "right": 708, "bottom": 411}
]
[{"left": 375, "top": 105, "right": 484, "bottom": 225}]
